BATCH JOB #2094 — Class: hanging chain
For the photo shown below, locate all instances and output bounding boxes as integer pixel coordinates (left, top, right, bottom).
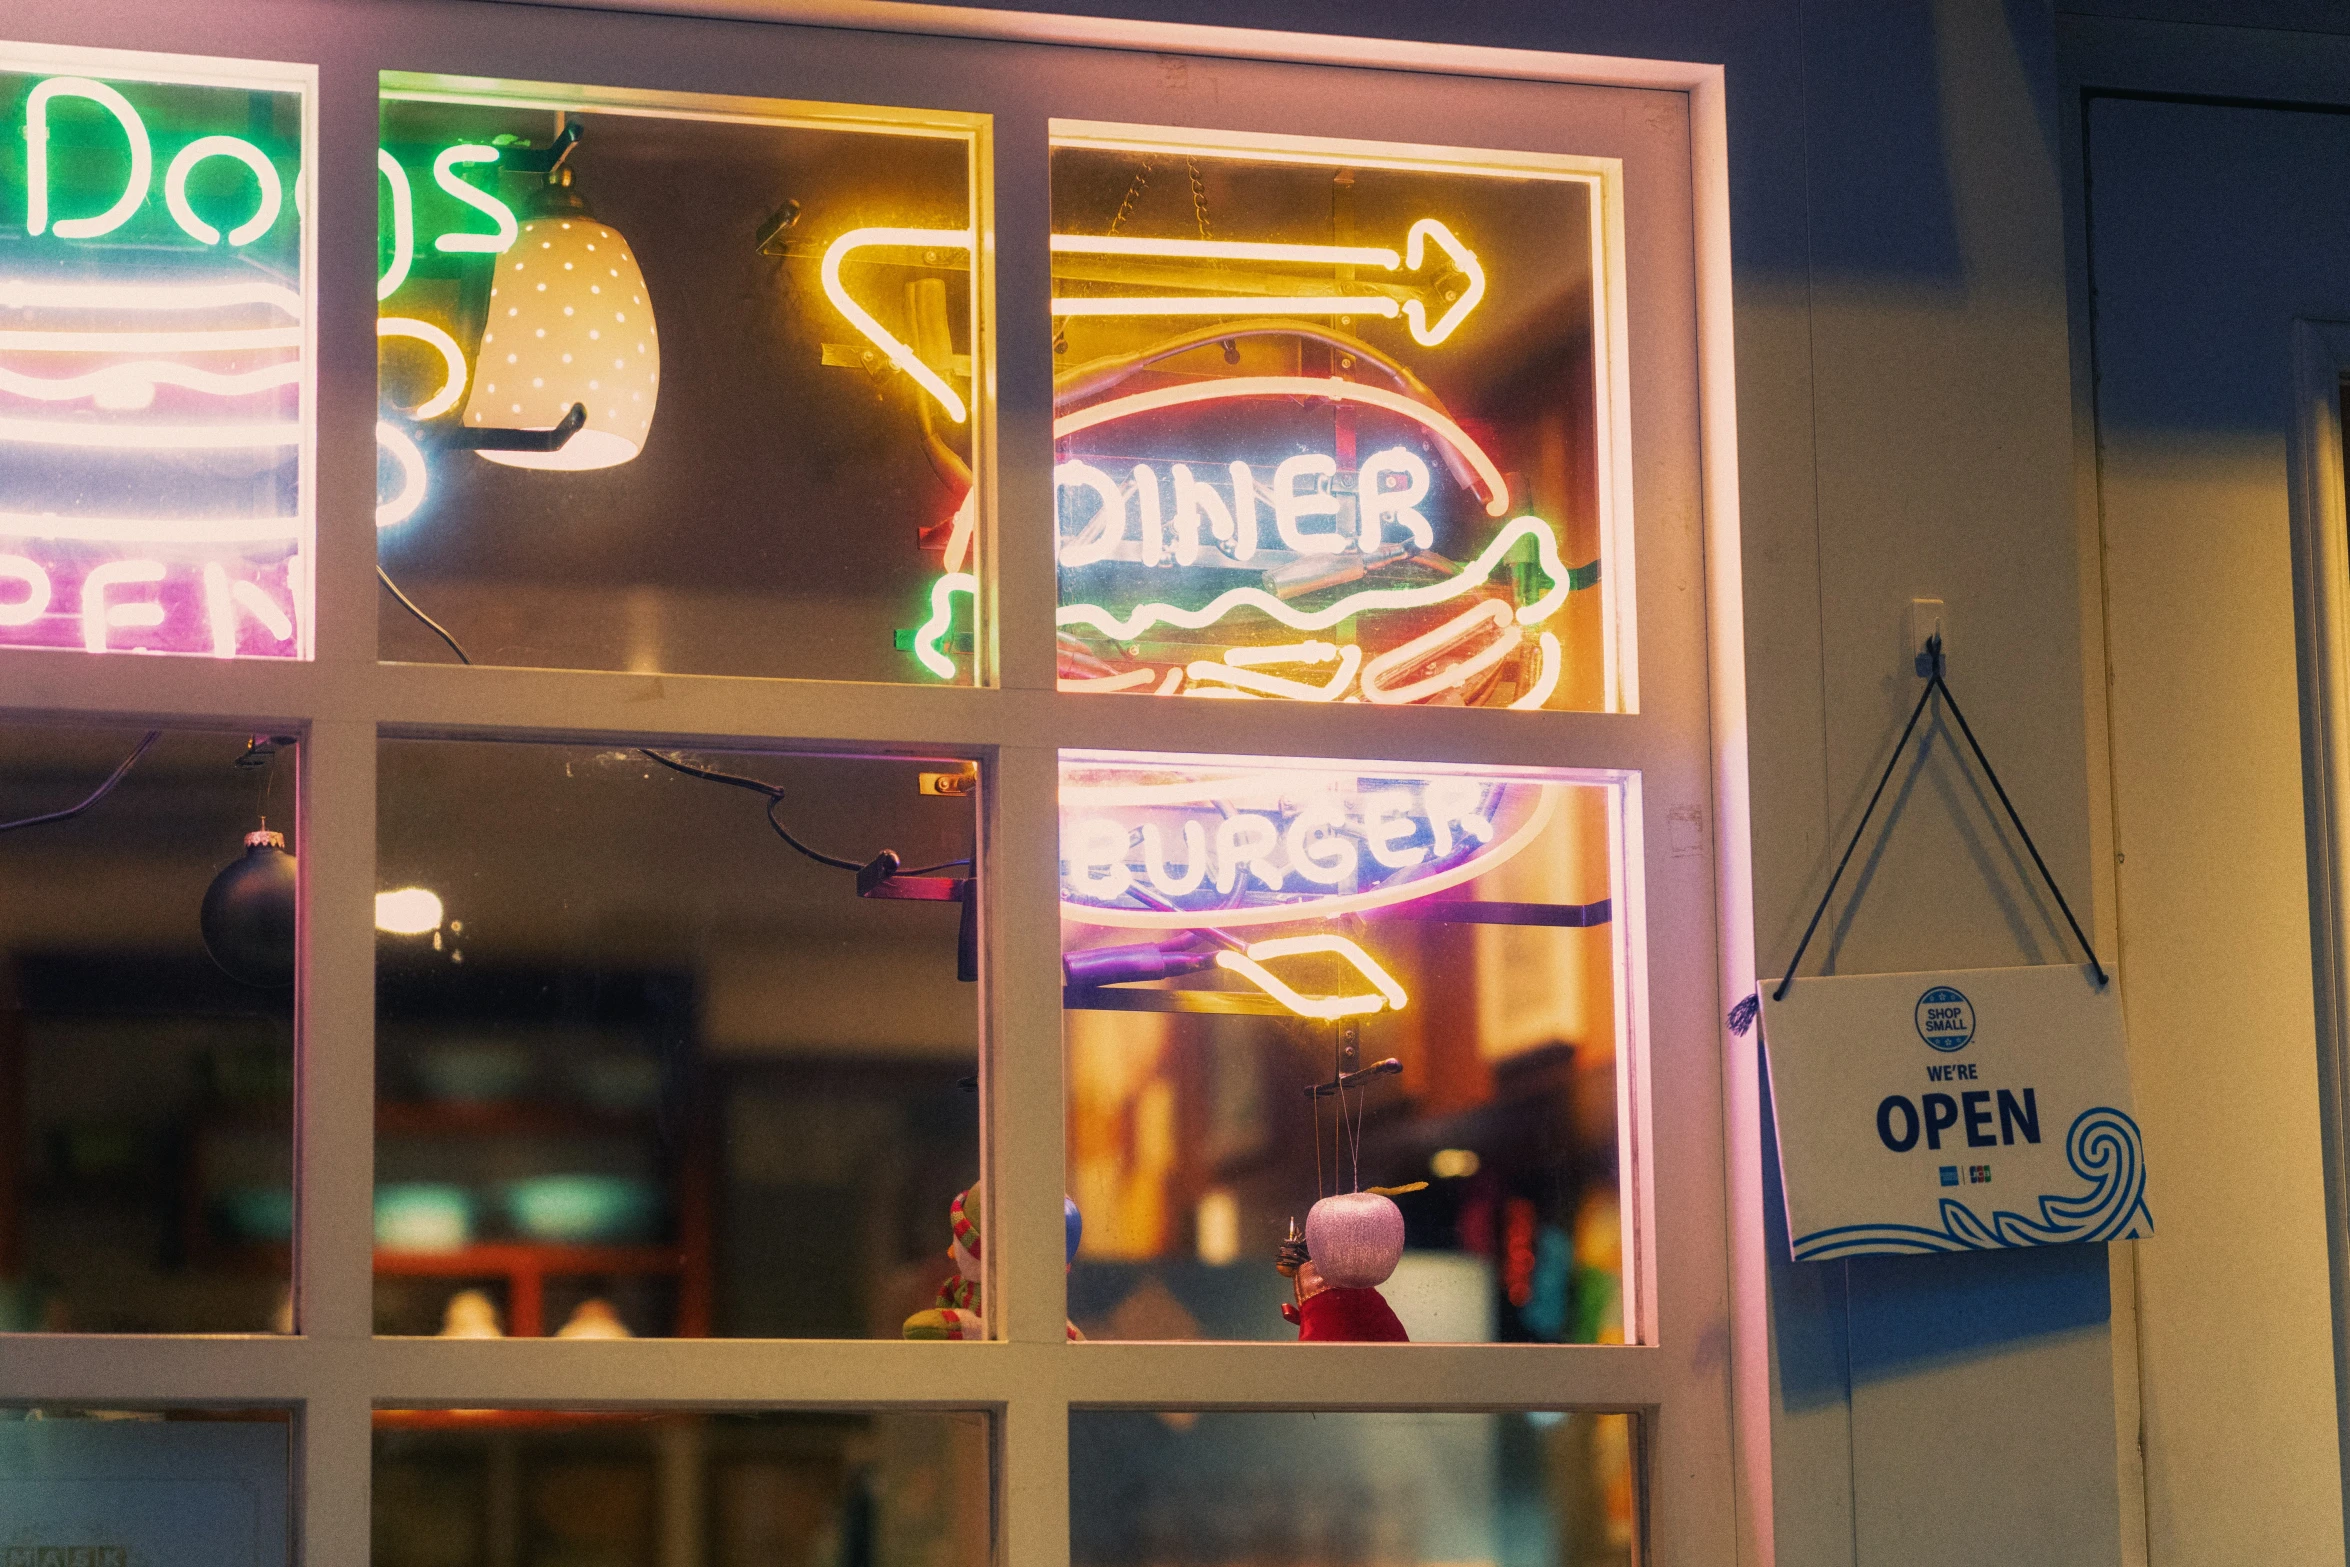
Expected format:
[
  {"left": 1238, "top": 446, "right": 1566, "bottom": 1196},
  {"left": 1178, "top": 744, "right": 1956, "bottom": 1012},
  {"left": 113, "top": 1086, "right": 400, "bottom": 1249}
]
[
  {"left": 1186, "top": 157, "right": 1213, "bottom": 243},
  {"left": 1107, "top": 159, "right": 1153, "bottom": 237}
]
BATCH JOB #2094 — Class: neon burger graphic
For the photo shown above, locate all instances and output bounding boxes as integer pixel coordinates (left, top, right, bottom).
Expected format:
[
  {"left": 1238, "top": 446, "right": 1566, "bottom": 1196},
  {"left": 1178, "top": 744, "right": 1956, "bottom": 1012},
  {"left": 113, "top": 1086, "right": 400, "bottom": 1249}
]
[
  {"left": 868, "top": 212, "right": 1604, "bottom": 702},
  {"left": 1043, "top": 363, "right": 1597, "bottom": 706}
]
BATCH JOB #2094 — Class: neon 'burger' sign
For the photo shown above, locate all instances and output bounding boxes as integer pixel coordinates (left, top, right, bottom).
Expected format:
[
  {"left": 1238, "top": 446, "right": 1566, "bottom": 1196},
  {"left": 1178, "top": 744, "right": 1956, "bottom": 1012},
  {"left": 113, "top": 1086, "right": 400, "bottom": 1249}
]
[{"left": 1061, "top": 764, "right": 1555, "bottom": 927}]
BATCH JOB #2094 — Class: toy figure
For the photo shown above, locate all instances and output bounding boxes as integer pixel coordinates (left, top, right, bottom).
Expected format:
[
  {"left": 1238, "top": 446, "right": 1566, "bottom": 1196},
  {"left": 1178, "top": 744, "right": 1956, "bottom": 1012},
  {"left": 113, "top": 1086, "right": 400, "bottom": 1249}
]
[
  {"left": 1279, "top": 1190, "right": 1412, "bottom": 1342},
  {"left": 903, "top": 1182, "right": 1086, "bottom": 1341}
]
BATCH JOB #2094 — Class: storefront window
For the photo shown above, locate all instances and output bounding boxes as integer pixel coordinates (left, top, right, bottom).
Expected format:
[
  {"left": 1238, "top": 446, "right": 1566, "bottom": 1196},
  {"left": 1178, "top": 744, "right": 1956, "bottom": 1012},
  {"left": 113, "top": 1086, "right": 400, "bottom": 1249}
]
[
  {"left": 374, "top": 1409, "right": 988, "bottom": 1567},
  {"left": 0, "top": 16, "right": 1726, "bottom": 1562},
  {"left": 0, "top": 722, "right": 296, "bottom": 1334},
  {"left": 1049, "top": 124, "right": 1627, "bottom": 711},
  {"left": 1061, "top": 751, "right": 1630, "bottom": 1343},
  {"left": 0, "top": 51, "right": 312, "bottom": 659},
  {"left": 1071, "top": 1410, "right": 1638, "bottom": 1567},
  {"left": 0, "top": 1409, "right": 291, "bottom": 1564},
  {"left": 375, "top": 739, "right": 978, "bottom": 1339},
  {"left": 376, "top": 77, "right": 985, "bottom": 682}
]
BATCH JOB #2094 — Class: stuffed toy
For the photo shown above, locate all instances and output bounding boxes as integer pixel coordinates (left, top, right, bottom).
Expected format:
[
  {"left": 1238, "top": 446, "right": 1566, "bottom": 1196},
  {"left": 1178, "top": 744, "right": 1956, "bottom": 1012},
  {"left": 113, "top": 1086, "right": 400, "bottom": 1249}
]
[{"left": 903, "top": 1182, "right": 1085, "bottom": 1341}]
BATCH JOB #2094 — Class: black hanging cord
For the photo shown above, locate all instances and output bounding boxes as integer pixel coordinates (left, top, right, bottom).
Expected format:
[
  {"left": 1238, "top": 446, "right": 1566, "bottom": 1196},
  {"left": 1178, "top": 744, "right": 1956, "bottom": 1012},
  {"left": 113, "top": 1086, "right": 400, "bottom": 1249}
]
[
  {"left": 0, "top": 730, "right": 161, "bottom": 834},
  {"left": 1766, "top": 635, "right": 2107, "bottom": 1007},
  {"left": 641, "top": 751, "right": 971, "bottom": 877},
  {"left": 638, "top": 749, "right": 867, "bottom": 872},
  {"left": 1931, "top": 677, "right": 2106, "bottom": 987},
  {"left": 378, "top": 566, "right": 472, "bottom": 665},
  {"left": 373, "top": 568, "right": 975, "bottom": 882}
]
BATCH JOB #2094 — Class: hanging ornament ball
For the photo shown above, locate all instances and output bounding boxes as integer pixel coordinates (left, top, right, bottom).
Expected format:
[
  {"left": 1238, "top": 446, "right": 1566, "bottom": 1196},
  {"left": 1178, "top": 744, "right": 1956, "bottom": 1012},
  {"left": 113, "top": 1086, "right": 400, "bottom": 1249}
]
[
  {"left": 1305, "top": 1191, "right": 1405, "bottom": 1289},
  {"left": 201, "top": 829, "right": 297, "bottom": 987},
  {"left": 1065, "top": 1195, "right": 1084, "bottom": 1264}
]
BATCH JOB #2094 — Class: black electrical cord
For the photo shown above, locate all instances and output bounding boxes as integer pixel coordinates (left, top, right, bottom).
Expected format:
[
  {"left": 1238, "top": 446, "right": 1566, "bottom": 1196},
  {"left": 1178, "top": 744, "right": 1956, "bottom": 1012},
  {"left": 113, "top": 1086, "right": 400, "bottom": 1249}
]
[
  {"left": 378, "top": 566, "right": 472, "bottom": 665},
  {"left": 0, "top": 730, "right": 161, "bottom": 834},
  {"left": 639, "top": 748, "right": 875, "bottom": 874},
  {"left": 376, "top": 566, "right": 970, "bottom": 880}
]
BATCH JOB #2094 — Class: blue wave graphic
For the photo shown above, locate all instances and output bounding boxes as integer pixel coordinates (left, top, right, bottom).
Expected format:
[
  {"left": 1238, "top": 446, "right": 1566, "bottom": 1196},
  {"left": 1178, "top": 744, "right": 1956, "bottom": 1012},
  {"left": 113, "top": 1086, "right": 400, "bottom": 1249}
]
[{"left": 1793, "top": 1106, "right": 2152, "bottom": 1262}]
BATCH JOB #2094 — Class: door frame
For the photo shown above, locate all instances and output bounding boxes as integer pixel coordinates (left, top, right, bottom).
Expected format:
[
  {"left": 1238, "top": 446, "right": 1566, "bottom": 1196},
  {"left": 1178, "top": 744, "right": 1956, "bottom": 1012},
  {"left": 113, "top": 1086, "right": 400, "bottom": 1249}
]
[
  {"left": 2061, "top": 16, "right": 2350, "bottom": 1556},
  {"left": 2284, "top": 317, "right": 2350, "bottom": 1513}
]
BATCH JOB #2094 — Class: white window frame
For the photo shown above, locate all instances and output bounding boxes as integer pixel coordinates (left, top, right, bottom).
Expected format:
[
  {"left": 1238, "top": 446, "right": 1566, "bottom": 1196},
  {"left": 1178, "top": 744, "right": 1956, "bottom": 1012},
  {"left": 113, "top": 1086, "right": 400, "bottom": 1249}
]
[{"left": 0, "top": 5, "right": 1759, "bottom": 1564}]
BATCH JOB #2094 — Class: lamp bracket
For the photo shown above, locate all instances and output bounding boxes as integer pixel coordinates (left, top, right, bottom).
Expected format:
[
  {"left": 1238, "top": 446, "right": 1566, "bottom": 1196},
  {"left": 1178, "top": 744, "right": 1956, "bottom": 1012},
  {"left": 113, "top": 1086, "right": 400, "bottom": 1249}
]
[
  {"left": 438, "top": 402, "right": 587, "bottom": 452},
  {"left": 496, "top": 122, "right": 581, "bottom": 176}
]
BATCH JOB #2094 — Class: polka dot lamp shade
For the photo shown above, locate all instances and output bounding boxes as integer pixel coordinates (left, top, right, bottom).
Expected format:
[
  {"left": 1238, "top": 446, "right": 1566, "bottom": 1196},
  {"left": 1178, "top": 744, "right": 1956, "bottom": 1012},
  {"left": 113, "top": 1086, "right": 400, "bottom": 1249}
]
[{"left": 469, "top": 216, "right": 658, "bottom": 470}]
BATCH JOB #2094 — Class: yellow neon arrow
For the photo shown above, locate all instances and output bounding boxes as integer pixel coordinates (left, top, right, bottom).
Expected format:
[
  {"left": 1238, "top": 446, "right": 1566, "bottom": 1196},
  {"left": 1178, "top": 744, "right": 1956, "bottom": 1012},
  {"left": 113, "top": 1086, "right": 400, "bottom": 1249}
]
[
  {"left": 819, "top": 227, "right": 974, "bottom": 423},
  {"left": 1400, "top": 219, "right": 1485, "bottom": 347},
  {"left": 1049, "top": 219, "right": 1485, "bottom": 347},
  {"left": 818, "top": 219, "right": 1489, "bottom": 423}
]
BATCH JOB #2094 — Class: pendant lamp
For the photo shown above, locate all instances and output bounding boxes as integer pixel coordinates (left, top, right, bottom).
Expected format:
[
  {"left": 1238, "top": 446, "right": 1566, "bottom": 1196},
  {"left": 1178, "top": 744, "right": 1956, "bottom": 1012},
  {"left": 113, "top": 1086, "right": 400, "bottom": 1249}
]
[{"left": 466, "top": 165, "right": 658, "bottom": 471}]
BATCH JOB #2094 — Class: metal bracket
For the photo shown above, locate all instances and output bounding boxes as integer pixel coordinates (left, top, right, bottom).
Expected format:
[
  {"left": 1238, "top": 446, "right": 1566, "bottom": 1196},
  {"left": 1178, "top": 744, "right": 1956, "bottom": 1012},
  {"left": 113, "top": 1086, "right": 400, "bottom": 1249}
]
[{"left": 438, "top": 402, "right": 587, "bottom": 453}]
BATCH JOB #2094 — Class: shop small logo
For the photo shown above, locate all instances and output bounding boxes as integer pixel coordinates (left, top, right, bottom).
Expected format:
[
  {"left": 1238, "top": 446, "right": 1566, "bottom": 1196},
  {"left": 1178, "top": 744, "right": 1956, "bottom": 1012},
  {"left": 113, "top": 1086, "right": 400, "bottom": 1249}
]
[
  {"left": 1915, "top": 986, "right": 1975, "bottom": 1053},
  {"left": 1938, "top": 1165, "right": 1959, "bottom": 1187},
  {"left": 1968, "top": 1166, "right": 1992, "bottom": 1184}
]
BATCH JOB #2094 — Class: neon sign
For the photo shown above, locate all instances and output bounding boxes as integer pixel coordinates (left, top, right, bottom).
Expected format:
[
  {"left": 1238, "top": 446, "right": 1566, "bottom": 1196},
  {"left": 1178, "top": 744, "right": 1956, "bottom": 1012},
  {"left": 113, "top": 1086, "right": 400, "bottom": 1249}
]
[
  {"left": 814, "top": 220, "right": 1487, "bottom": 431},
  {"left": 1, "top": 65, "right": 309, "bottom": 659},
  {"left": 1049, "top": 219, "right": 1486, "bottom": 346},
  {"left": 897, "top": 360, "right": 1596, "bottom": 695},
  {"left": 821, "top": 227, "right": 974, "bottom": 424},
  {"left": 1059, "top": 764, "right": 1555, "bottom": 929},
  {"left": 1019, "top": 213, "right": 1590, "bottom": 706},
  {"left": 1216, "top": 934, "right": 1410, "bottom": 1020},
  {"left": 372, "top": 144, "right": 524, "bottom": 303},
  {"left": 820, "top": 217, "right": 1502, "bottom": 689}
]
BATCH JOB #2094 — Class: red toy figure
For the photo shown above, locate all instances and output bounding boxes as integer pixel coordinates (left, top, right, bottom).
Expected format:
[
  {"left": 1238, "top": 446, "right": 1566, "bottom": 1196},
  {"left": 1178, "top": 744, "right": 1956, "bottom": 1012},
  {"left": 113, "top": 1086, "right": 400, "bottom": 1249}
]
[{"left": 1278, "top": 1191, "right": 1411, "bottom": 1342}]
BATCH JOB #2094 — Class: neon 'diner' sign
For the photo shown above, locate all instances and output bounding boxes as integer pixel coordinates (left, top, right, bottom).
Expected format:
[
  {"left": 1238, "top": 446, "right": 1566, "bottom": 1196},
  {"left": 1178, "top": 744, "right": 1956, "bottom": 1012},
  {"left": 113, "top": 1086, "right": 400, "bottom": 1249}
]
[{"left": 1047, "top": 375, "right": 1600, "bottom": 709}]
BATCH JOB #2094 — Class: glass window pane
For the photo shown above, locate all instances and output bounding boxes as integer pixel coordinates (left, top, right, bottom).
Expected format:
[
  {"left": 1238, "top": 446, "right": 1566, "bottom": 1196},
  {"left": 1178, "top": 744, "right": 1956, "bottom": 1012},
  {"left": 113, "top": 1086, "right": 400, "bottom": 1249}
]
[
  {"left": 1071, "top": 1410, "right": 1639, "bottom": 1567},
  {"left": 376, "top": 77, "right": 983, "bottom": 683},
  {"left": 0, "top": 1408, "right": 291, "bottom": 1566},
  {"left": 0, "top": 723, "right": 295, "bottom": 1333},
  {"left": 373, "top": 1409, "right": 989, "bottom": 1567},
  {"left": 0, "top": 48, "right": 311, "bottom": 660},
  {"left": 1062, "top": 750, "right": 1629, "bottom": 1344},
  {"left": 376, "top": 740, "right": 979, "bottom": 1339},
  {"left": 1050, "top": 125, "right": 1624, "bottom": 711}
]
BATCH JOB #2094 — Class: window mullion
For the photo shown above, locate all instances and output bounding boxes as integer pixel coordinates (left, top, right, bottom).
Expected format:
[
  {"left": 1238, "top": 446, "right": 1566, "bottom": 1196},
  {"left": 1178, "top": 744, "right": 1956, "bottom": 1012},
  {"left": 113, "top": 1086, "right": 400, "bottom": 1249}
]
[
  {"left": 988, "top": 107, "right": 1057, "bottom": 695},
  {"left": 295, "top": 715, "right": 378, "bottom": 1343},
  {"left": 985, "top": 742, "right": 1070, "bottom": 1346},
  {"left": 1000, "top": 1383, "right": 1074, "bottom": 1567},
  {"left": 297, "top": 1384, "right": 375, "bottom": 1567},
  {"left": 313, "top": 49, "right": 382, "bottom": 674}
]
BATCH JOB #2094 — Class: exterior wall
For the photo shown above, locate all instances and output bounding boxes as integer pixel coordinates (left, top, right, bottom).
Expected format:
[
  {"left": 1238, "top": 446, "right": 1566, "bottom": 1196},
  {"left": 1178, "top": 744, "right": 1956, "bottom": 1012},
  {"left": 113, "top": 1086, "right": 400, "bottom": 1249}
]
[{"left": 2081, "top": 94, "right": 2347, "bottom": 1562}]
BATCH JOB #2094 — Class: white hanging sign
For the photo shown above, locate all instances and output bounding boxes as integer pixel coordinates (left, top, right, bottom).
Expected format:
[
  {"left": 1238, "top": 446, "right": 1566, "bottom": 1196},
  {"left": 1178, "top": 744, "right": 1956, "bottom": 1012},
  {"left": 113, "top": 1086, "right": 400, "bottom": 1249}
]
[{"left": 1761, "top": 963, "right": 2150, "bottom": 1261}]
